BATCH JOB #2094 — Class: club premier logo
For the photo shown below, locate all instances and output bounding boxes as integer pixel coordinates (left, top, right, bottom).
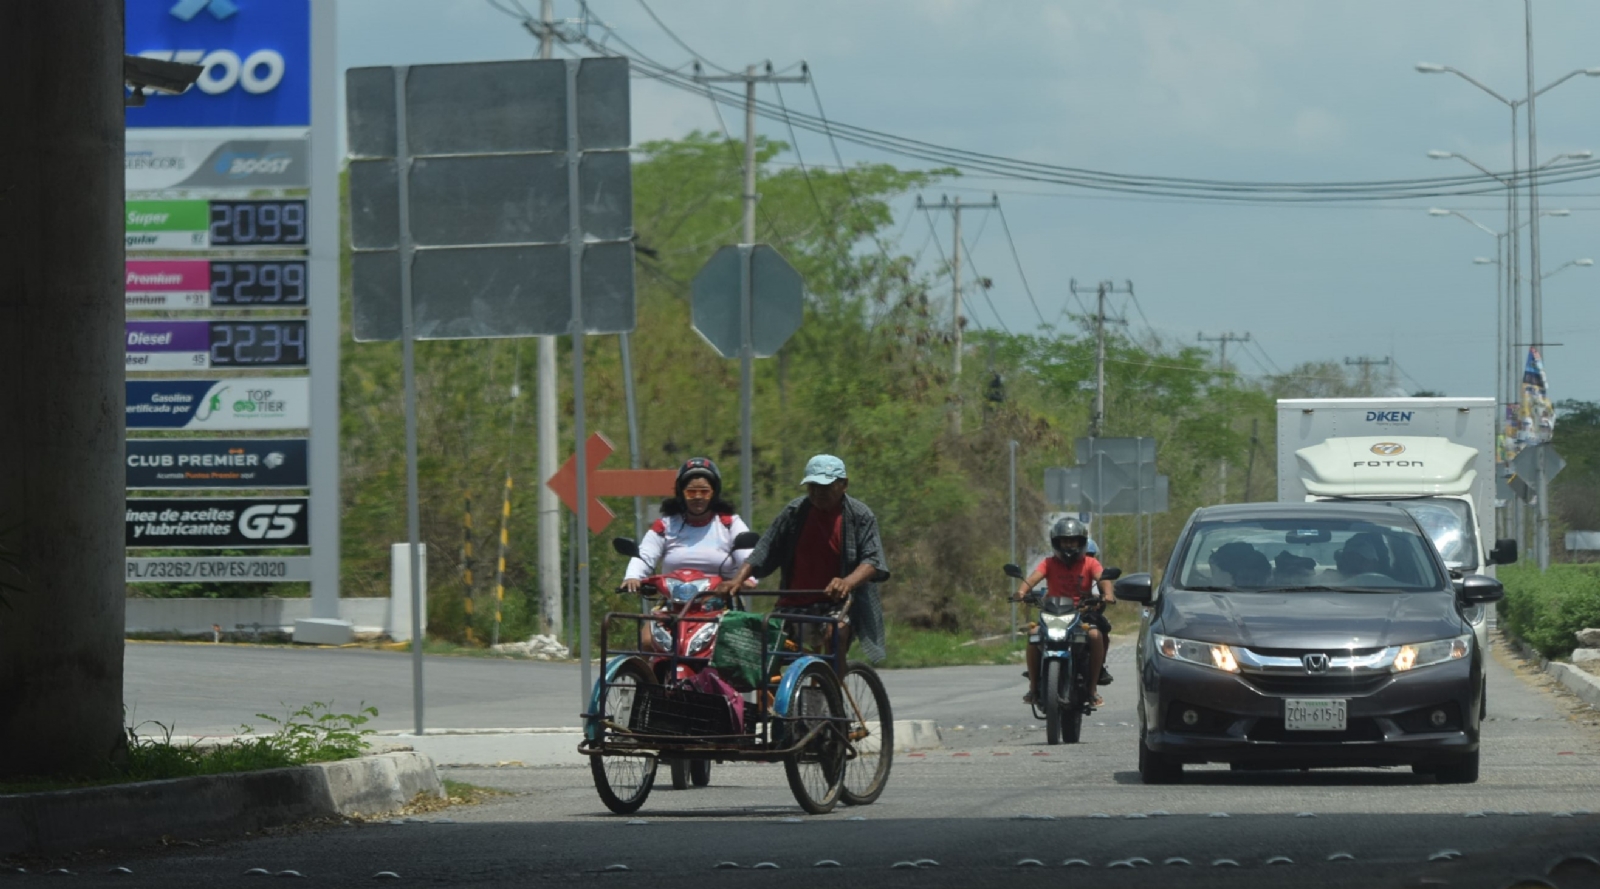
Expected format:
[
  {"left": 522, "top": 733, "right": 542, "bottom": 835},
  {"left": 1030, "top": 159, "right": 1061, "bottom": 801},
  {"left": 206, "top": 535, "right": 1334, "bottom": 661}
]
[{"left": 1370, "top": 442, "right": 1405, "bottom": 456}]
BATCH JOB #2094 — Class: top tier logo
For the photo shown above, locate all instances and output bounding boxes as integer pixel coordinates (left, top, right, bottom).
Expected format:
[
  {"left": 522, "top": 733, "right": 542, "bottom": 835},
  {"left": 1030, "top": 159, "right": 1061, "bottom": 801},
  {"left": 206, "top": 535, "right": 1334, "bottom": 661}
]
[
  {"left": 1370, "top": 442, "right": 1406, "bottom": 456},
  {"left": 126, "top": 0, "right": 310, "bottom": 129}
]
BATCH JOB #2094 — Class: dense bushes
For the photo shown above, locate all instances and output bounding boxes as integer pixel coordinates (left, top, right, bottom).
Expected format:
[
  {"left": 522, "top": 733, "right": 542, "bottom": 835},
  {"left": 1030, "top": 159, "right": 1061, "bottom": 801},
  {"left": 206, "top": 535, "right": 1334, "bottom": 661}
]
[{"left": 1498, "top": 564, "right": 1600, "bottom": 658}]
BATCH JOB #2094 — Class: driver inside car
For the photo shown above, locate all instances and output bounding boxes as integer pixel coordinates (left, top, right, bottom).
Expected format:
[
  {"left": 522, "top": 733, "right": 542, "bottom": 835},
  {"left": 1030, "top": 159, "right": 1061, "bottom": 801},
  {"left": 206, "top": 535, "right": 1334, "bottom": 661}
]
[{"left": 1334, "top": 534, "right": 1387, "bottom": 579}]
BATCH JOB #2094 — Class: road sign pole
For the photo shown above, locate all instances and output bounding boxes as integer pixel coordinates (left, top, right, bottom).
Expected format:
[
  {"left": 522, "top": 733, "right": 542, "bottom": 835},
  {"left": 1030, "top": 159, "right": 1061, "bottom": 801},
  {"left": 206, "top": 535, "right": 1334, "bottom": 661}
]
[
  {"left": 620, "top": 332, "right": 644, "bottom": 541},
  {"left": 740, "top": 246, "right": 755, "bottom": 519},
  {"left": 1009, "top": 439, "right": 1018, "bottom": 641},
  {"left": 392, "top": 67, "right": 426, "bottom": 736},
  {"left": 564, "top": 60, "right": 594, "bottom": 706}
]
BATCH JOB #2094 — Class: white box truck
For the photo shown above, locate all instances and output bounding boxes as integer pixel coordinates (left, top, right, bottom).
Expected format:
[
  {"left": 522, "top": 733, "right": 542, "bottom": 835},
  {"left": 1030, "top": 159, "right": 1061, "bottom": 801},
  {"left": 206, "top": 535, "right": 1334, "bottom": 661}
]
[{"left": 1276, "top": 398, "right": 1519, "bottom": 659}]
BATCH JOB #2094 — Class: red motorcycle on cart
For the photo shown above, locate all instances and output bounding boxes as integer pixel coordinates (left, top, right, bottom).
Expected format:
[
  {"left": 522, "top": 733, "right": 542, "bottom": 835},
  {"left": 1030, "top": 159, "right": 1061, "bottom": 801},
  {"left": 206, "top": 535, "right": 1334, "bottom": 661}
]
[{"left": 612, "top": 534, "right": 758, "bottom": 789}]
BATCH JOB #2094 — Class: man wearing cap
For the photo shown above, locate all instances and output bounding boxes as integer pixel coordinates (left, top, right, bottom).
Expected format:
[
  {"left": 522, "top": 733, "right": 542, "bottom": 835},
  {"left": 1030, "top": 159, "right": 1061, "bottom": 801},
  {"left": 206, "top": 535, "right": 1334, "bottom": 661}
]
[{"left": 719, "top": 455, "right": 889, "bottom": 663}]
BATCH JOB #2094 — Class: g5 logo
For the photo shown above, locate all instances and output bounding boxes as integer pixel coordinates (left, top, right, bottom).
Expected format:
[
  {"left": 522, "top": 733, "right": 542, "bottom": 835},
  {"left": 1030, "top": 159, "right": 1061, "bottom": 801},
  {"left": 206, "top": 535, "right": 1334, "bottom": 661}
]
[{"left": 239, "top": 503, "right": 302, "bottom": 540}]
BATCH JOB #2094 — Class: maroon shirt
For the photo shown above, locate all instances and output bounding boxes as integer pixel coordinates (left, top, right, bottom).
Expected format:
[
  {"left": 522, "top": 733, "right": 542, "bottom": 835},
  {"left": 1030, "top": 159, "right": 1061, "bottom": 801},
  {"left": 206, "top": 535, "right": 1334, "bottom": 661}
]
[{"left": 781, "top": 504, "right": 844, "bottom": 605}]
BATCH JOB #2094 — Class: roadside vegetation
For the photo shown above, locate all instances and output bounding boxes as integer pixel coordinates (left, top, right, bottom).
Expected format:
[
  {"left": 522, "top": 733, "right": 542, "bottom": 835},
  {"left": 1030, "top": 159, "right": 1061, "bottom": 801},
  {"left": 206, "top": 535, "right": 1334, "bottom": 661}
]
[
  {"left": 122, "top": 132, "right": 1600, "bottom": 665},
  {"left": 1498, "top": 563, "right": 1600, "bottom": 659},
  {"left": 0, "top": 702, "right": 375, "bottom": 795}
]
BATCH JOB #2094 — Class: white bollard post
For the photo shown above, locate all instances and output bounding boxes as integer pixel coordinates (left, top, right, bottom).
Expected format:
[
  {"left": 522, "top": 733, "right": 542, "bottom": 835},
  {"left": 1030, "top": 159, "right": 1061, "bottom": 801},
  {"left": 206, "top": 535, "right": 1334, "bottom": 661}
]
[{"left": 390, "top": 543, "right": 428, "bottom": 643}]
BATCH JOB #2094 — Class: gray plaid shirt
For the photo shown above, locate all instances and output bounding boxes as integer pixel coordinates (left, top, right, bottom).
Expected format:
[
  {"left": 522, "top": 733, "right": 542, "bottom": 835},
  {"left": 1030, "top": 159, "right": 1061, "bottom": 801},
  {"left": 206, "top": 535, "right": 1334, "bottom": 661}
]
[{"left": 744, "top": 494, "right": 889, "bottom": 663}]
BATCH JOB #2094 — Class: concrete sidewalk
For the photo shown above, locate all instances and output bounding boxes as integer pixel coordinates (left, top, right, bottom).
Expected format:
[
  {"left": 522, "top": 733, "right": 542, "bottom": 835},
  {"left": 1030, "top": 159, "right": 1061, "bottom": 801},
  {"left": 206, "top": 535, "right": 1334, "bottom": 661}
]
[{"left": 0, "top": 751, "right": 443, "bottom": 858}]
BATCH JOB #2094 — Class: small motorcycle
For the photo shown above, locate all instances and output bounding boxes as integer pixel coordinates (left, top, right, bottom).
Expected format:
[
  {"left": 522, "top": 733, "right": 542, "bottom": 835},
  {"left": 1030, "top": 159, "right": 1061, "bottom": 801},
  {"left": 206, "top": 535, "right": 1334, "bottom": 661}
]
[
  {"left": 612, "top": 533, "right": 759, "bottom": 789},
  {"left": 1003, "top": 563, "right": 1119, "bottom": 745}
]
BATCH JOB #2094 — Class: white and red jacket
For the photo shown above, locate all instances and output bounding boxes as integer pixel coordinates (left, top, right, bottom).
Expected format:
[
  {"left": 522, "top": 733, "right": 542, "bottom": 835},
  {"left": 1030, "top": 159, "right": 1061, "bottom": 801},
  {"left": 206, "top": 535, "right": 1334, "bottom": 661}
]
[{"left": 624, "top": 512, "right": 754, "bottom": 582}]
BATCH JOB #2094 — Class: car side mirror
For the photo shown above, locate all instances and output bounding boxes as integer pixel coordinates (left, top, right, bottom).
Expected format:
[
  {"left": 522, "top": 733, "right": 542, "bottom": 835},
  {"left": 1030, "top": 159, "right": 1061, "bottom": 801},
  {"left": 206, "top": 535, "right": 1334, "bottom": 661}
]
[
  {"left": 1002, "top": 563, "right": 1025, "bottom": 580},
  {"left": 1458, "top": 574, "right": 1504, "bottom": 604},
  {"left": 1488, "top": 538, "right": 1518, "bottom": 566},
  {"left": 732, "top": 531, "right": 761, "bottom": 550},
  {"left": 1114, "top": 572, "right": 1153, "bottom": 604},
  {"left": 611, "top": 537, "right": 640, "bottom": 559},
  {"left": 1101, "top": 567, "right": 1123, "bottom": 581}
]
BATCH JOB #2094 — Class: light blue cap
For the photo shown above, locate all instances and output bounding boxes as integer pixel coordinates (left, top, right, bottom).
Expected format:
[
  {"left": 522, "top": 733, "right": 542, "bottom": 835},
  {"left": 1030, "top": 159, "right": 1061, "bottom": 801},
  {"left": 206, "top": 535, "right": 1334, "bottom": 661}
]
[{"left": 800, "top": 454, "right": 847, "bottom": 486}]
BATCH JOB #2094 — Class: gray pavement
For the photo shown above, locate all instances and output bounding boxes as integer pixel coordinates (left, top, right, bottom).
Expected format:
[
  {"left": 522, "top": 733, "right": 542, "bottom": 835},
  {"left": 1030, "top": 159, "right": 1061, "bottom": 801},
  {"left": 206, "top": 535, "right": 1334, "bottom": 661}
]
[{"left": 99, "top": 634, "right": 1600, "bottom": 889}]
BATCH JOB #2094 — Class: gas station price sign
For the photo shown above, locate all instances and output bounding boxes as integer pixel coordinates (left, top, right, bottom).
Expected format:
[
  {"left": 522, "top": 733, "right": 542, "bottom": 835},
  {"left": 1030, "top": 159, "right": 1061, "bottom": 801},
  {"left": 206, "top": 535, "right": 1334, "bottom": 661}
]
[
  {"left": 126, "top": 320, "right": 309, "bottom": 370},
  {"left": 126, "top": 259, "right": 309, "bottom": 309},
  {"left": 126, "top": 199, "right": 307, "bottom": 251}
]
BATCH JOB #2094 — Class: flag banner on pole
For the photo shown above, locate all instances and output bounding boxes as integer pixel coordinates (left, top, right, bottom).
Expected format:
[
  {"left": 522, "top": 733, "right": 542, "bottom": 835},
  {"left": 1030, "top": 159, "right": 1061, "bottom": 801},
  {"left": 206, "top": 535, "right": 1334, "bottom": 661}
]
[{"left": 1518, "top": 347, "right": 1554, "bottom": 446}]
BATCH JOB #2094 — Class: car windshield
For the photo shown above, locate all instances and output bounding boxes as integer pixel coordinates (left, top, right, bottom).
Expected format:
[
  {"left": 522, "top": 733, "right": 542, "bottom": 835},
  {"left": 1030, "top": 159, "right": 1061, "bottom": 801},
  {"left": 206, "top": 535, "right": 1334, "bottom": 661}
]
[
  {"left": 1389, "top": 498, "right": 1478, "bottom": 571},
  {"left": 1176, "top": 516, "right": 1445, "bottom": 593}
]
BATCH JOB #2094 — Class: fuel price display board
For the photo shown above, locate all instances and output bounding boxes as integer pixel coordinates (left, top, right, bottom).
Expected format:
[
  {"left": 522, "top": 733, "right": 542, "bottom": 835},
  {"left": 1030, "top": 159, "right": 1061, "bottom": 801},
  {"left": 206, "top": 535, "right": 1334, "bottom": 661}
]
[
  {"left": 126, "top": 320, "right": 309, "bottom": 370},
  {"left": 125, "top": 199, "right": 307, "bottom": 251},
  {"left": 126, "top": 259, "right": 309, "bottom": 309}
]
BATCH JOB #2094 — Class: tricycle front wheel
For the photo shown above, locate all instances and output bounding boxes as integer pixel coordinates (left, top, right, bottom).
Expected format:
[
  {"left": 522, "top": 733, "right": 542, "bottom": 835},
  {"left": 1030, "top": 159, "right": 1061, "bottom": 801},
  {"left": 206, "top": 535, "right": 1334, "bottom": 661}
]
[{"left": 590, "top": 658, "right": 658, "bottom": 814}]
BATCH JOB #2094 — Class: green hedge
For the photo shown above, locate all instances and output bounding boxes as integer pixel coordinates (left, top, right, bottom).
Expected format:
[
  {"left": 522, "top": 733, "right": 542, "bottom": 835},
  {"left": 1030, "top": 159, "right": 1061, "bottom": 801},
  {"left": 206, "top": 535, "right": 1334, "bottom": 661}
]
[{"left": 1498, "top": 564, "right": 1600, "bottom": 658}]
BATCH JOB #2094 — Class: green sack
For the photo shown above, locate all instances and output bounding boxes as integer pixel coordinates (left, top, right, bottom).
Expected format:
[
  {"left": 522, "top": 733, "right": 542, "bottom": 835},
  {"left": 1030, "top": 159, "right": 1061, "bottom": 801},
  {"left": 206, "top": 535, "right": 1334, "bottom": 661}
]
[{"left": 710, "top": 610, "right": 787, "bottom": 689}]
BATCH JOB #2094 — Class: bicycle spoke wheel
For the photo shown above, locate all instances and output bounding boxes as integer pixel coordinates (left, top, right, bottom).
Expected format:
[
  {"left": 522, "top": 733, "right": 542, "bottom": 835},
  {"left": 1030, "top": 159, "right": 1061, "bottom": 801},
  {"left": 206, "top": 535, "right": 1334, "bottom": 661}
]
[
  {"left": 782, "top": 661, "right": 846, "bottom": 815},
  {"left": 840, "top": 661, "right": 893, "bottom": 805},
  {"left": 589, "top": 658, "right": 658, "bottom": 814}
]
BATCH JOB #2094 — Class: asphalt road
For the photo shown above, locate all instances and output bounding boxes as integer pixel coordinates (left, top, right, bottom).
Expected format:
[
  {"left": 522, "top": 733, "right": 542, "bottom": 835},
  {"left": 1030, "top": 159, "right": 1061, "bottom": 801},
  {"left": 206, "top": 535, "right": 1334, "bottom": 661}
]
[{"left": 99, "top": 636, "right": 1600, "bottom": 889}]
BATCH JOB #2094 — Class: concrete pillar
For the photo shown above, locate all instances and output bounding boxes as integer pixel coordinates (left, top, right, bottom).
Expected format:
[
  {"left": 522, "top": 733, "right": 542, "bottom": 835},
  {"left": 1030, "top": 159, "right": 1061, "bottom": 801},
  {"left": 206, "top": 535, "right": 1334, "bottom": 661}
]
[{"left": 0, "top": 1, "right": 128, "bottom": 777}]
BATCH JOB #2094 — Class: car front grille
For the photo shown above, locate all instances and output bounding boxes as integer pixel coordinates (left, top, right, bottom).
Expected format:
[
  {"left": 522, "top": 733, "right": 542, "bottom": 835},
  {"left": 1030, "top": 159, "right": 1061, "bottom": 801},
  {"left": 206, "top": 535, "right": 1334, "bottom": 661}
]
[
  {"left": 1242, "top": 673, "right": 1393, "bottom": 696},
  {"left": 1247, "top": 717, "right": 1384, "bottom": 743}
]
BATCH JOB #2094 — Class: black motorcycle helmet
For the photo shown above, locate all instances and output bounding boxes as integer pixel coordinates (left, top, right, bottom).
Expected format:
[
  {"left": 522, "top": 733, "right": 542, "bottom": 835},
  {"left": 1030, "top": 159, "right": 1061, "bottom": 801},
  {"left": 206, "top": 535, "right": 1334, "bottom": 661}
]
[
  {"left": 661, "top": 457, "right": 735, "bottom": 517},
  {"left": 676, "top": 457, "right": 721, "bottom": 500},
  {"left": 1050, "top": 516, "right": 1090, "bottom": 561}
]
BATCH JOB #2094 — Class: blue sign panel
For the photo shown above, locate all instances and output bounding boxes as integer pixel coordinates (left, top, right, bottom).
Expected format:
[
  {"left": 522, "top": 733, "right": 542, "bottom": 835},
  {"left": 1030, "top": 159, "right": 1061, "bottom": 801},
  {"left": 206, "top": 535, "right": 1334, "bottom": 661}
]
[{"left": 126, "top": 0, "right": 311, "bottom": 128}]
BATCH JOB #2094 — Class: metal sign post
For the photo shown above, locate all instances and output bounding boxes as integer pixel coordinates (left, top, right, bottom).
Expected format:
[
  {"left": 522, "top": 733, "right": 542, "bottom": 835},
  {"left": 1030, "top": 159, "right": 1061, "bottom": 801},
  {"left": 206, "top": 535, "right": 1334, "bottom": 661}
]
[
  {"left": 348, "top": 56, "right": 636, "bottom": 719},
  {"left": 390, "top": 67, "right": 427, "bottom": 736},
  {"left": 739, "top": 246, "right": 755, "bottom": 519}
]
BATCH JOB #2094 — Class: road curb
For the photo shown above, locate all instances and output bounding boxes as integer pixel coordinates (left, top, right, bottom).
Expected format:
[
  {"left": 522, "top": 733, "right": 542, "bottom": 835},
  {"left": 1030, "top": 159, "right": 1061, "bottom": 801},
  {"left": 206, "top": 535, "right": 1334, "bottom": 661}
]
[
  {"left": 1500, "top": 630, "right": 1600, "bottom": 711},
  {"left": 377, "top": 719, "right": 945, "bottom": 767},
  {"left": 0, "top": 751, "right": 442, "bottom": 858}
]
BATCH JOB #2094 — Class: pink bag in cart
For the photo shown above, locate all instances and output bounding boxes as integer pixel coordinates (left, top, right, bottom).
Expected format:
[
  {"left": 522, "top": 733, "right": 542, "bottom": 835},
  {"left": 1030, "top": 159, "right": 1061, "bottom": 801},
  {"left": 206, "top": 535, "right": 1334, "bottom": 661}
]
[{"left": 689, "top": 667, "right": 744, "bottom": 732}]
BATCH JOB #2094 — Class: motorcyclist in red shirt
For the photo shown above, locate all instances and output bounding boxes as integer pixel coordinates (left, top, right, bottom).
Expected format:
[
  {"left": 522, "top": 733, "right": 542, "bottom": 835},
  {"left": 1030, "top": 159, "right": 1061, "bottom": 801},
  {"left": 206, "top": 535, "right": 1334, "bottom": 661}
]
[{"left": 1012, "top": 517, "right": 1115, "bottom": 708}]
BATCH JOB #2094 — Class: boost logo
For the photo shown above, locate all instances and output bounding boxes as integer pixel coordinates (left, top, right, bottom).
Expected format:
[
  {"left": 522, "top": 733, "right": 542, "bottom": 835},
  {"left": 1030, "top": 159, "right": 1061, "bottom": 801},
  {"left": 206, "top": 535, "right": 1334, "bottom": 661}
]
[{"left": 1370, "top": 442, "right": 1406, "bottom": 456}]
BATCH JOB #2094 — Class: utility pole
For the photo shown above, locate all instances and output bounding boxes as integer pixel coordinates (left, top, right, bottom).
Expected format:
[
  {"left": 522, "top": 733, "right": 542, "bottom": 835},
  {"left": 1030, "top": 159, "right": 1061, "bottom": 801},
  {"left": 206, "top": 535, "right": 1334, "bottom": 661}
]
[
  {"left": 1343, "top": 355, "right": 1391, "bottom": 396},
  {"left": 694, "top": 62, "right": 808, "bottom": 517},
  {"left": 1199, "top": 331, "right": 1251, "bottom": 503},
  {"left": 919, "top": 194, "right": 999, "bottom": 434},
  {"left": 527, "top": 0, "right": 570, "bottom": 637},
  {"left": 1070, "top": 280, "right": 1133, "bottom": 440}
]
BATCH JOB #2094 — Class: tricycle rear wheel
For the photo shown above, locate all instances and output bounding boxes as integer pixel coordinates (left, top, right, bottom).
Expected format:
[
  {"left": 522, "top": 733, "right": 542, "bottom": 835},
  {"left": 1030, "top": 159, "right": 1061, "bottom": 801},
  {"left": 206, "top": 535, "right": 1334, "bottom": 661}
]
[{"left": 782, "top": 661, "right": 847, "bottom": 814}]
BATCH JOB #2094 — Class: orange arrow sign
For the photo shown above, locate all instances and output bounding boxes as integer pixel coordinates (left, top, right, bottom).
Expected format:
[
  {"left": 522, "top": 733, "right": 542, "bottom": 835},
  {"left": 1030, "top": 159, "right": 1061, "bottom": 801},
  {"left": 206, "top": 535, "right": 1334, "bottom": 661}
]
[{"left": 545, "top": 432, "right": 679, "bottom": 535}]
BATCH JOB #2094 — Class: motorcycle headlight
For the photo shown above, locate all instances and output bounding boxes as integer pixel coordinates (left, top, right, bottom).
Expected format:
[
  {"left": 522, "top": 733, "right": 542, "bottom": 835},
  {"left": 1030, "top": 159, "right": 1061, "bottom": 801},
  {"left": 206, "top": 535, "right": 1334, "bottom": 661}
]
[
  {"left": 1391, "top": 634, "right": 1472, "bottom": 672},
  {"left": 1045, "top": 626, "right": 1068, "bottom": 641},
  {"left": 686, "top": 621, "right": 719, "bottom": 656},
  {"left": 1154, "top": 634, "right": 1239, "bottom": 674},
  {"left": 650, "top": 622, "right": 672, "bottom": 651}
]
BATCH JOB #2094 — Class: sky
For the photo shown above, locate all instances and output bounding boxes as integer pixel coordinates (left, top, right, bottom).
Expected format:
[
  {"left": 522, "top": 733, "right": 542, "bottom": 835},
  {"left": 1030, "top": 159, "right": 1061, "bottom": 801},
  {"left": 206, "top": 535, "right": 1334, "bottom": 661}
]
[{"left": 338, "top": 0, "right": 1600, "bottom": 405}]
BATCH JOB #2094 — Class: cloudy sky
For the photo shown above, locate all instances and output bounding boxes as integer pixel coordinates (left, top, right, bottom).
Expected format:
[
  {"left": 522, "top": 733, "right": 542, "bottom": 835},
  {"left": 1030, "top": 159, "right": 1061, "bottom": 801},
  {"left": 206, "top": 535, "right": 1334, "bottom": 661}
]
[{"left": 340, "top": 0, "right": 1600, "bottom": 404}]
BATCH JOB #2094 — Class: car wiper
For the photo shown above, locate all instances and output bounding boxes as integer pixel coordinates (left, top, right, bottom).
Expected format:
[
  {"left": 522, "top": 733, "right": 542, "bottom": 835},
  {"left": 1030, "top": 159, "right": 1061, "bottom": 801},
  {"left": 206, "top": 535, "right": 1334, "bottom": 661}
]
[
  {"left": 1277, "top": 585, "right": 1343, "bottom": 591},
  {"left": 1179, "top": 585, "right": 1236, "bottom": 592}
]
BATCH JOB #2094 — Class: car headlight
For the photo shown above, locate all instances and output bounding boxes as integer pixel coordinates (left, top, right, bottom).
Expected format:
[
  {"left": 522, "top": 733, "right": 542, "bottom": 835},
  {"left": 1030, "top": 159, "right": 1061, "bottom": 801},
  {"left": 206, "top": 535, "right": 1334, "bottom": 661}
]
[
  {"left": 1045, "top": 626, "right": 1068, "bottom": 641},
  {"left": 686, "top": 621, "right": 719, "bottom": 656},
  {"left": 1392, "top": 634, "right": 1471, "bottom": 672},
  {"left": 650, "top": 622, "right": 672, "bottom": 651},
  {"left": 1461, "top": 604, "right": 1486, "bottom": 627},
  {"left": 1154, "top": 634, "right": 1239, "bottom": 673}
]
